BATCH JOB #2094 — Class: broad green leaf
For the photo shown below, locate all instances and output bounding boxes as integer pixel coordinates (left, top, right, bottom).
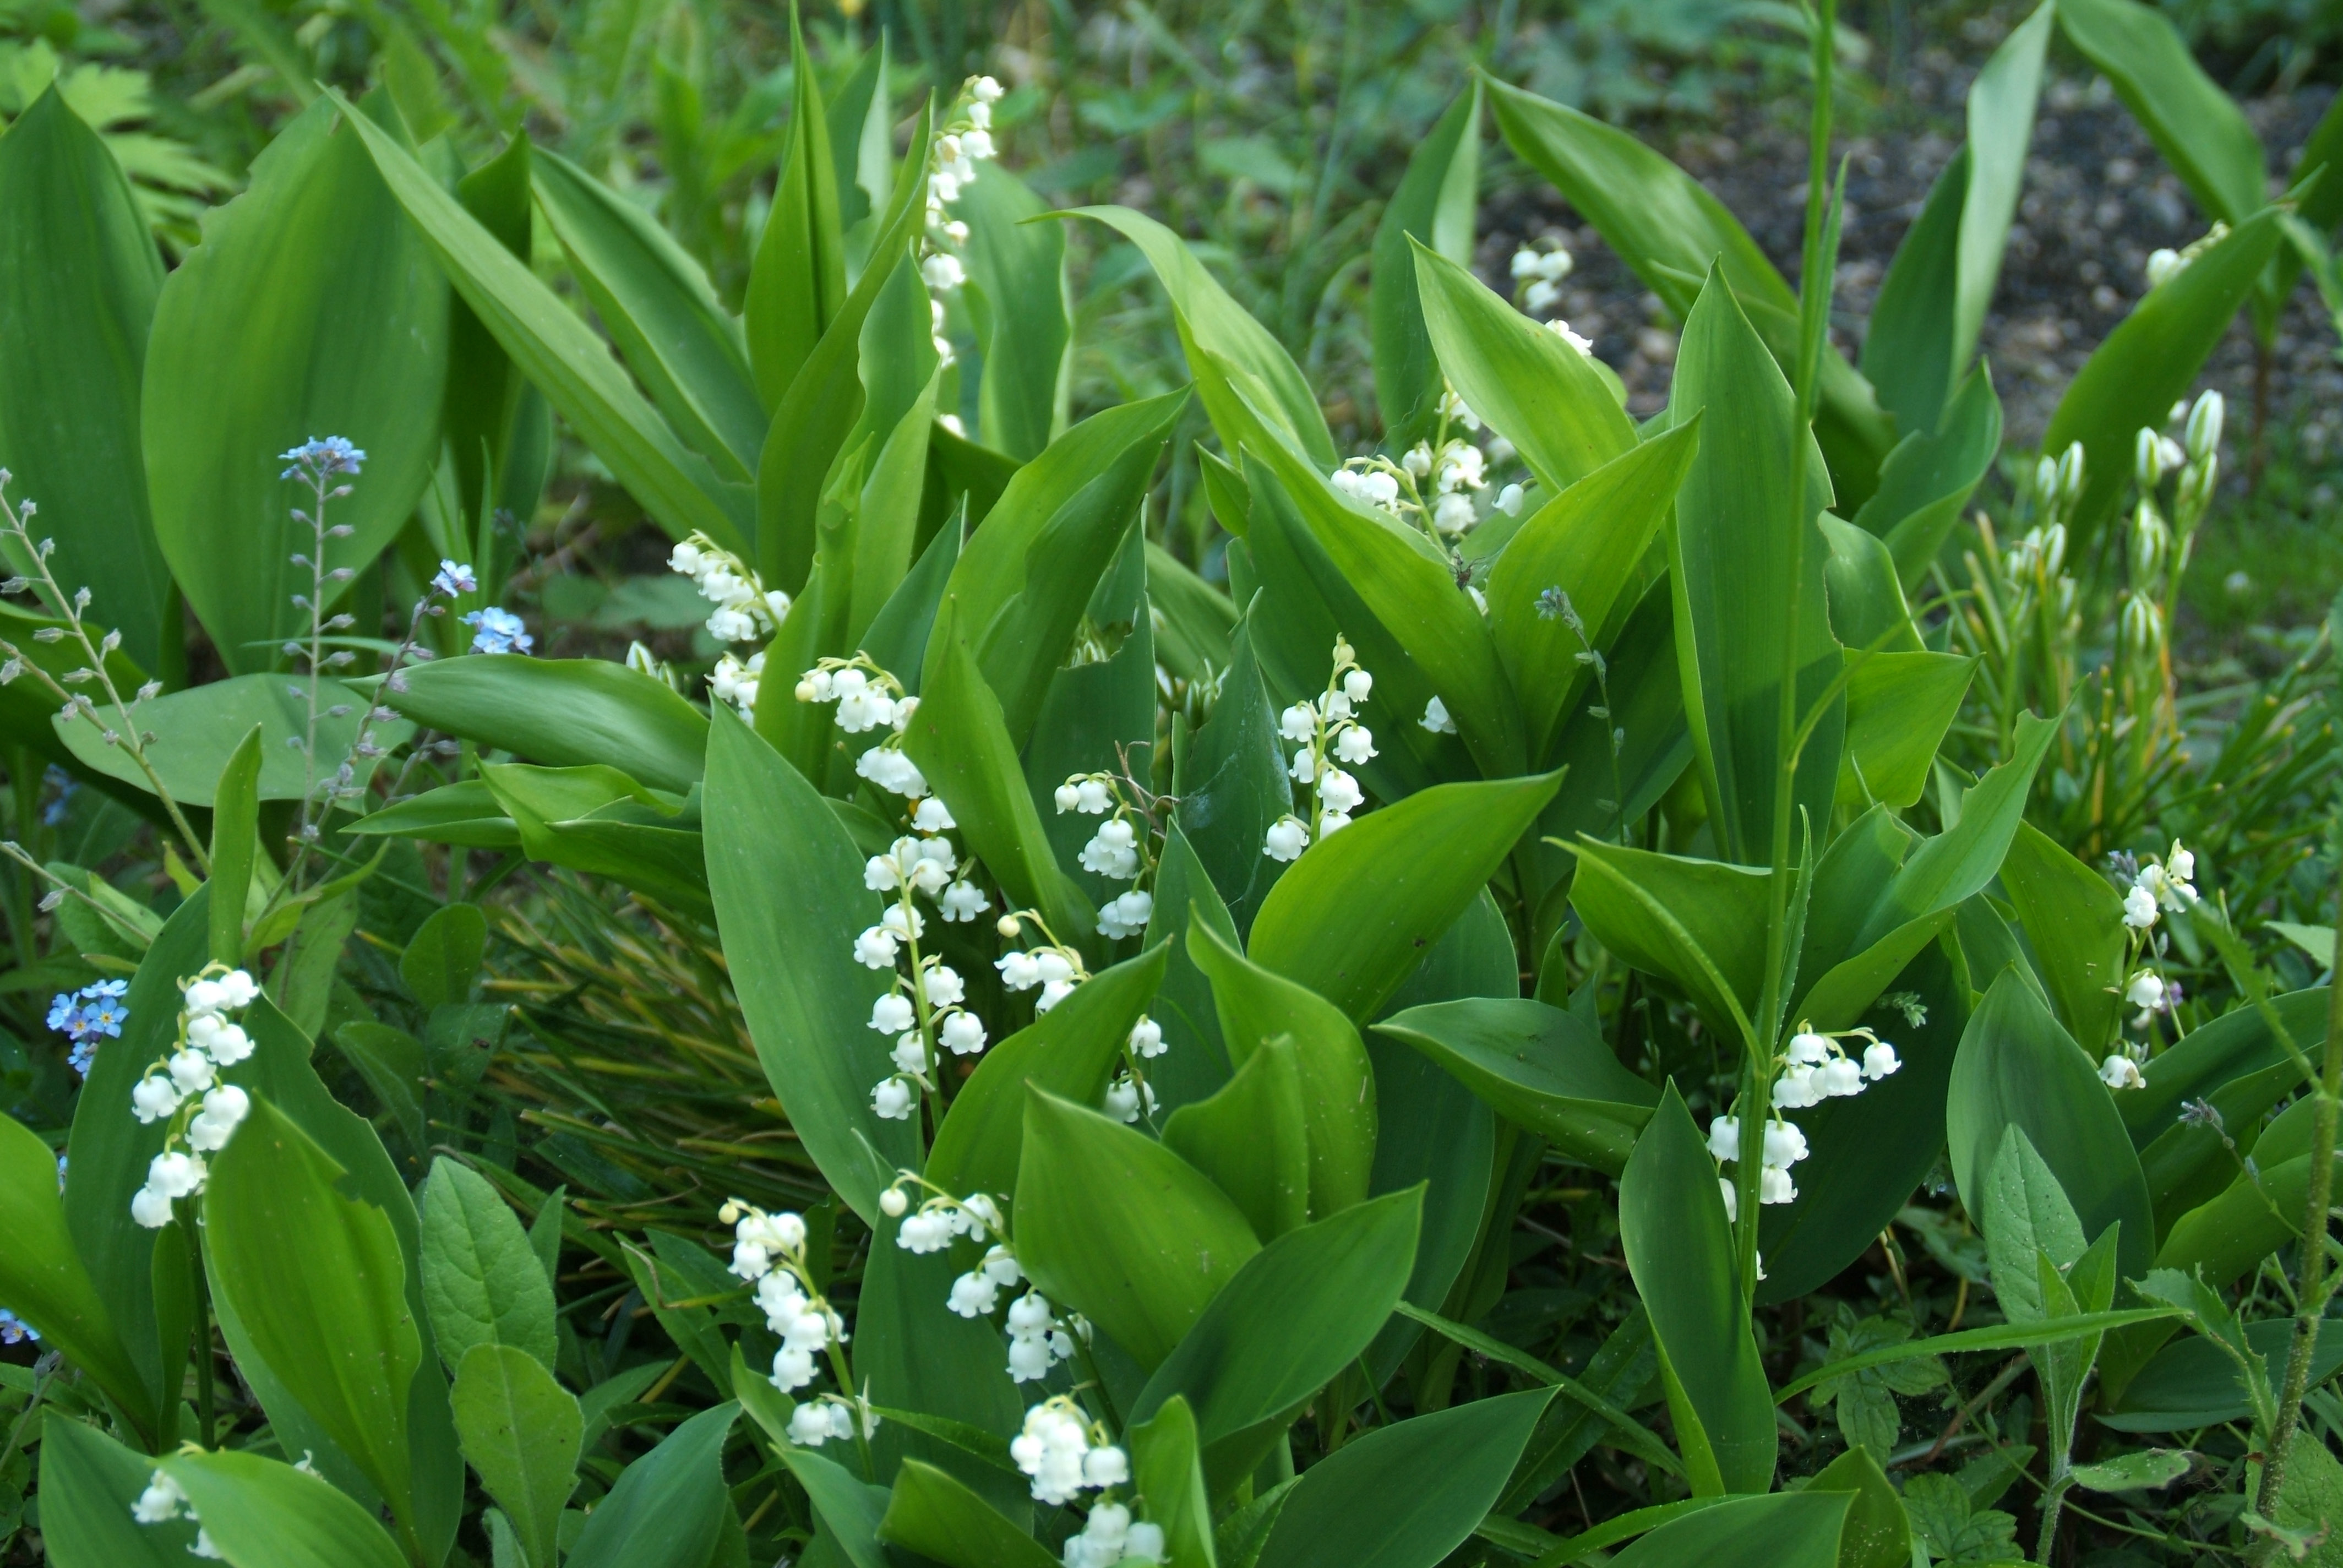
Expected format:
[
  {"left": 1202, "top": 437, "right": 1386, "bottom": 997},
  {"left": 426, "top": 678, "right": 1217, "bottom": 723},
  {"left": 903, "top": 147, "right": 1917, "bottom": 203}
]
[
  {"left": 900, "top": 597, "right": 1096, "bottom": 952},
  {"left": 38, "top": 1417, "right": 198, "bottom": 1565},
  {"left": 744, "top": 9, "right": 844, "bottom": 409},
  {"left": 1140, "top": 825, "right": 1240, "bottom": 1117},
  {"left": 1665, "top": 263, "right": 1844, "bottom": 863},
  {"left": 335, "top": 1021, "right": 428, "bottom": 1168},
  {"left": 1853, "top": 366, "right": 2003, "bottom": 590},
  {"left": 1021, "top": 537, "right": 1155, "bottom": 908},
  {"left": 206, "top": 1095, "right": 423, "bottom": 1555},
  {"left": 1998, "top": 822, "right": 2126, "bottom": 1055},
  {"left": 926, "top": 943, "right": 1173, "bottom": 1201},
  {"left": 2123, "top": 987, "right": 2326, "bottom": 1141},
  {"left": 532, "top": 146, "right": 764, "bottom": 480},
  {"left": 0, "top": 1110, "right": 151, "bottom": 1441},
  {"left": 1412, "top": 238, "right": 1636, "bottom": 495},
  {"left": 1982, "top": 1126, "right": 2089, "bottom": 1326},
  {"left": 1538, "top": 579, "right": 1693, "bottom": 862},
  {"left": 876, "top": 1461, "right": 1055, "bottom": 1568},
  {"left": 843, "top": 366, "right": 942, "bottom": 650},
  {"left": 756, "top": 104, "right": 936, "bottom": 590},
  {"left": 450, "top": 1342, "right": 580, "bottom": 1568},
  {"left": 860, "top": 507, "right": 963, "bottom": 696},
  {"left": 1820, "top": 514, "right": 1924, "bottom": 656},
  {"left": 382, "top": 655, "right": 709, "bottom": 793},
  {"left": 1255, "top": 1390, "right": 1554, "bottom": 1568},
  {"left": 1807, "top": 1447, "right": 1910, "bottom": 1568},
  {"left": 0, "top": 88, "right": 169, "bottom": 669},
  {"left": 1374, "top": 998, "right": 1658, "bottom": 1175},
  {"left": 1187, "top": 918, "right": 1375, "bottom": 1218},
  {"left": 401, "top": 902, "right": 487, "bottom": 1009},
  {"left": 439, "top": 133, "right": 537, "bottom": 561},
  {"left": 1013, "top": 1087, "right": 1261, "bottom": 1370},
  {"left": 1063, "top": 205, "right": 1335, "bottom": 470},
  {"left": 1859, "top": 146, "right": 1965, "bottom": 439},
  {"left": 2101, "top": 1320, "right": 2343, "bottom": 1431},
  {"left": 1130, "top": 1397, "right": 1218, "bottom": 1568},
  {"left": 1619, "top": 1085, "right": 1775, "bottom": 1495},
  {"left": 208, "top": 726, "right": 263, "bottom": 965},
  {"left": 144, "top": 97, "right": 446, "bottom": 674},
  {"left": 1172, "top": 612, "right": 1290, "bottom": 936},
  {"left": 2056, "top": 0, "right": 2265, "bottom": 235},
  {"left": 420, "top": 1156, "right": 558, "bottom": 1373},
  {"left": 1946, "top": 970, "right": 2155, "bottom": 1282},
  {"left": 1163, "top": 1033, "right": 1310, "bottom": 1240},
  {"left": 56, "top": 672, "right": 410, "bottom": 807},
  {"left": 346, "top": 780, "right": 520, "bottom": 850},
  {"left": 1568, "top": 839, "right": 1769, "bottom": 1046},
  {"left": 1372, "top": 84, "right": 1480, "bottom": 435},
  {"left": 1135, "top": 1188, "right": 1421, "bottom": 1451},
  {"left": 334, "top": 97, "right": 753, "bottom": 555},
  {"left": 2040, "top": 208, "right": 2285, "bottom": 542},
  {"left": 1605, "top": 1492, "right": 1848, "bottom": 1568},
  {"left": 564, "top": 1402, "right": 739, "bottom": 1568},
  {"left": 1954, "top": 6, "right": 2052, "bottom": 378},
  {"left": 160, "top": 1449, "right": 407, "bottom": 1568},
  {"left": 1488, "top": 422, "right": 1697, "bottom": 763},
  {"left": 2156, "top": 1146, "right": 2341, "bottom": 1292},
  {"left": 1241, "top": 438, "right": 1523, "bottom": 777},
  {"left": 775, "top": 1444, "right": 892, "bottom": 1568},
  {"left": 702, "top": 707, "right": 911, "bottom": 1223},
  {"left": 1247, "top": 772, "right": 1560, "bottom": 1022},
  {"left": 961, "top": 164, "right": 1071, "bottom": 461},
  {"left": 1836, "top": 651, "right": 1973, "bottom": 810},
  {"left": 1486, "top": 79, "right": 1891, "bottom": 504}
]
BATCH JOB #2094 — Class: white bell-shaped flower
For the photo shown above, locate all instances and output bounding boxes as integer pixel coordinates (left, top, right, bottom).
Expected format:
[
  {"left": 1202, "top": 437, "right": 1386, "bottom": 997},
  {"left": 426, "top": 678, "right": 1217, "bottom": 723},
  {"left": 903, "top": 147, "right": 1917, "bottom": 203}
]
[
  {"left": 1334, "top": 726, "right": 1376, "bottom": 765},
  {"left": 854, "top": 926, "right": 901, "bottom": 969},
  {"left": 1098, "top": 889, "right": 1154, "bottom": 940},
  {"left": 1279, "top": 703, "right": 1317, "bottom": 743},
  {"left": 2123, "top": 884, "right": 2159, "bottom": 929},
  {"left": 1263, "top": 815, "right": 1310, "bottom": 862},
  {"left": 1818, "top": 1057, "right": 1865, "bottom": 1098},
  {"left": 1862, "top": 1041, "right": 1902, "bottom": 1080},
  {"left": 2100, "top": 1054, "right": 2146, "bottom": 1090},
  {"left": 132, "top": 1075, "right": 184, "bottom": 1124},
  {"left": 1129, "top": 1016, "right": 1165, "bottom": 1058},
  {"left": 772, "top": 1344, "right": 817, "bottom": 1391},
  {"left": 1758, "top": 1164, "right": 1797, "bottom": 1205},
  {"left": 890, "top": 1033, "right": 928, "bottom": 1075},
  {"left": 1784, "top": 1031, "right": 1832, "bottom": 1066},
  {"left": 924, "top": 965, "right": 967, "bottom": 1008},
  {"left": 1421, "top": 696, "right": 1457, "bottom": 734},
  {"left": 872, "top": 1078, "right": 915, "bottom": 1120},
  {"left": 940, "top": 880, "right": 990, "bottom": 922},
  {"left": 947, "top": 1271, "right": 1000, "bottom": 1318},
  {"left": 1762, "top": 1120, "right": 1807, "bottom": 1167},
  {"left": 939, "top": 1011, "right": 988, "bottom": 1055},
  {"left": 1706, "top": 1115, "right": 1739, "bottom": 1162},
  {"left": 186, "top": 1085, "right": 250, "bottom": 1153},
  {"left": 167, "top": 1048, "right": 217, "bottom": 1096},
  {"left": 870, "top": 993, "right": 916, "bottom": 1034},
  {"left": 1318, "top": 769, "right": 1364, "bottom": 815}
]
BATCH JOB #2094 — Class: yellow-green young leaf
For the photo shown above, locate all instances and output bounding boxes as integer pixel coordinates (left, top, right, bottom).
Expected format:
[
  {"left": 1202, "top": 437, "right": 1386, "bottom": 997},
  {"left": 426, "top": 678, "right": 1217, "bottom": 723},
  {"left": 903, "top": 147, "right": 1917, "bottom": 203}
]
[
  {"left": 160, "top": 1449, "right": 407, "bottom": 1568},
  {"left": 702, "top": 707, "right": 912, "bottom": 1224},
  {"left": 208, "top": 725, "right": 263, "bottom": 965},
  {"left": 1062, "top": 205, "right": 1337, "bottom": 470},
  {"left": 1247, "top": 772, "right": 1560, "bottom": 1022},
  {"left": 925, "top": 942, "right": 1173, "bottom": 1201},
  {"left": 532, "top": 146, "right": 765, "bottom": 482},
  {"left": 1186, "top": 918, "right": 1375, "bottom": 1219},
  {"left": 1620, "top": 1086, "right": 1777, "bottom": 1496},
  {"left": 205, "top": 1095, "right": 423, "bottom": 1551},
  {"left": 331, "top": 96, "right": 754, "bottom": 557},
  {"left": 877, "top": 1461, "right": 1056, "bottom": 1568},
  {"left": 1372, "top": 84, "right": 1480, "bottom": 435},
  {"left": 1162, "top": 1034, "right": 1311, "bottom": 1239},
  {"left": 1374, "top": 998, "right": 1658, "bottom": 1176},
  {"left": 1410, "top": 238, "right": 1637, "bottom": 495},
  {"left": 565, "top": 1403, "right": 740, "bottom": 1568},
  {"left": 961, "top": 163, "right": 1071, "bottom": 461},
  {"left": 1012, "top": 1088, "right": 1261, "bottom": 1370},
  {"left": 1568, "top": 839, "right": 1770, "bottom": 1047},
  {"left": 745, "top": 7, "right": 844, "bottom": 410},
  {"left": 384, "top": 655, "right": 710, "bottom": 793},
  {"left": 0, "top": 1112, "right": 151, "bottom": 1444},
  {"left": 1487, "top": 421, "right": 1697, "bottom": 763},
  {"left": 419, "top": 1157, "right": 557, "bottom": 1373},
  {"left": 2040, "top": 208, "right": 2284, "bottom": 542},
  {"left": 1998, "top": 821, "right": 2126, "bottom": 1053},
  {"left": 449, "top": 1342, "right": 580, "bottom": 1568},
  {"left": 144, "top": 98, "right": 446, "bottom": 676},
  {"left": 1821, "top": 514, "right": 1925, "bottom": 656},
  {"left": 39, "top": 1417, "right": 198, "bottom": 1562},
  {"left": 0, "top": 88, "right": 171, "bottom": 670},
  {"left": 1128, "top": 1398, "right": 1217, "bottom": 1568},
  {"left": 1837, "top": 651, "right": 1976, "bottom": 810}
]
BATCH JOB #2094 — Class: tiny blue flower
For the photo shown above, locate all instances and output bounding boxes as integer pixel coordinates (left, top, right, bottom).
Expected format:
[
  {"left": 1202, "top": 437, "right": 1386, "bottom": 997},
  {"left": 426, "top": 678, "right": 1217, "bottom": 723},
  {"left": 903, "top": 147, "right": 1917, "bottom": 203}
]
[
  {"left": 432, "top": 560, "right": 480, "bottom": 597},
  {"left": 82, "top": 979, "right": 127, "bottom": 1000},
  {"left": 79, "top": 997, "right": 126, "bottom": 1038},
  {"left": 68, "top": 1038, "right": 97, "bottom": 1077},
  {"left": 279, "top": 436, "right": 367, "bottom": 481},
  {"left": 46, "top": 992, "right": 78, "bottom": 1033},
  {"left": 0, "top": 1307, "right": 37, "bottom": 1345},
  {"left": 40, "top": 765, "right": 74, "bottom": 827},
  {"left": 464, "top": 607, "right": 534, "bottom": 656}
]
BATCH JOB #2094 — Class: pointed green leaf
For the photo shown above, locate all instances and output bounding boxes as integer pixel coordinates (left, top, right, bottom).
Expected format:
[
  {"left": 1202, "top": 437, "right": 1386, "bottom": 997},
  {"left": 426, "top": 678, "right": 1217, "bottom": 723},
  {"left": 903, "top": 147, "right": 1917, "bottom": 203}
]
[
  {"left": 159, "top": 1449, "right": 408, "bottom": 1568},
  {"left": 420, "top": 1156, "right": 558, "bottom": 1373},
  {"left": 877, "top": 1461, "right": 1055, "bottom": 1568},
  {"left": 1162, "top": 1035, "right": 1311, "bottom": 1239},
  {"left": 1374, "top": 998, "right": 1658, "bottom": 1175},
  {"left": 745, "top": 12, "right": 844, "bottom": 409},
  {"left": 564, "top": 1403, "right": 739, "bottom": 1568},
  {"left": 1372, "top": 84, "right": 1480, "bottom": 435},
  {"left": 961, "top": 165, "right": 1071, "bottom": 461},
  {"left": 383, "top": 655, "right": 710, "bottom": 793},
  {"left": 450, "top": 1342, "right": 581, "bottom": 1568}
]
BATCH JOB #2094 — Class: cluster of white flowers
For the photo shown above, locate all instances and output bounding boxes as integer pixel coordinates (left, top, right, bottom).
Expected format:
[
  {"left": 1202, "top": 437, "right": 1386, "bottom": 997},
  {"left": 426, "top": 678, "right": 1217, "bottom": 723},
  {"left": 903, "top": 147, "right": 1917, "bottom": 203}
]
[
  {"left": 129, "top": 967, "right": 261, "bottom": 1228},
  {"left": 1511, "top": 241, "right": 1574, "bottom": 314},
  {"left": 1328, "top": 385, "right": 1522, "bottom": 547},
  {"left": 1709, "top": 1113, "right": 1808, "bottom": 1217},
  {"left": 1053, "top": 771, "right": 1162, "bottom": 939},
  {"left": 993, "top": 901, "right": 1092, "bottom": 1017},
  {"left": 131, "top": 1469, "right": 224, "bottom": 1557},
  {"left": 1064, "top": 1501, "right": 1166, "bottom": 1567},
  {"left": 2121, "top": 841, "right": 2198, "bottom": 931},
  {"left": 881, "top": 1175, "right": 1082, "bottom": 1383},
  {"left": 1013, "top": 1398, "right": 1130, "bottom": 1506},
  {"left": 2101, "top": 839, "right": 2202, "bottom": 1090},
  {"left": 2144, "top": 221, "right": 2229, "bottom": 290},
  {"left": 2125, "top": 967, "right": 2181, "bottom": 1031},
  {"left": 915, "top": 76, "right": 1004, "bottom": 366},
  {"left": 667, "top": 534, "right": 789, "bottom": 717},
  {"left": 721, "top": 1197, "right": 868, "bottom": 1437},
  {"left": 1263, "top": 638, "right": 1379, "bottom": 862},
  {"left": 1770, "top": 1024, "right": 1901, "bottom": 1112}
]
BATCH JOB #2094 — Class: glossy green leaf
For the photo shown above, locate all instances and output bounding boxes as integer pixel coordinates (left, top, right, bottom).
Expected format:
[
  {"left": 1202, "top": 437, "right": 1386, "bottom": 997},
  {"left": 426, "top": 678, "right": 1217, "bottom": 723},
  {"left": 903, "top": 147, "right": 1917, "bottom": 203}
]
[
  {"left": 1130, "top": 1397, "right": 1217, "bottom": 1568},
  {"left": 1820, "top": 514, "right": 1924, "bottom": 656},
  {"left": 702, "top": 706, "right": 910, "bottom": 1223},
  {"left": 1765, "top": 1308, "right": 2179, "bottom": 1404},
  {"left": 1132, "top": 1189, "right": 1420, "bottom": 1481},
  {"left": 39, "top": 1417, "right": 198, "bottom": 1565},
  {"left": 0, "top": 88, "right": 169, "bottom": 669},
  {"left": 1946, "top": 969, "right": 2155, "bottom": 1281},
  {"left": 877, "top": 1461, "right": 1055, "bottom": 1568},
  {"left": 55, "top": 672, "right": 410, "bottom": 808},
  {"left": 1619, "top": 1084, "right": 1775, "bottom": 1495},
  {"left": 1998, "top": 821, "right": 2126, "bottom": 1055},
  {"left": 1140, "top": 826, "right": 1240, "bottom": 1116},
  {"left": 1186, "top": 917, "right": 1375, "bottom": 1218},
  {"left": 144, "top": 97, "right": 446, "bottom": 674},
  {"left": 2156, "top": 1146, "right": 2341, "bottom": 1291},
  {"left": 2040, "top": 208, "right": 2285, "bottom": 542},
  {"left": 961, "top": 164, "right": 1071, "bottom": 461},
  {"left": 0, "top": 1110, "right": 151, "bottom": 1441},
  {"left": 1954, "top": 7, "right": 2053, "bottom": 378},
  {"left": 1835, "top": 652, "right": 1973, "bottom": 810},
  {"left": 1854, "top": 366, "right": 2003, "bottom": 589},
  {"left": 1374, "top": 998, "right": 1657, "bottom": 1175},
  {"left": 1859, "top": 145, "right": 1965, "bottom": 439},
  {"left": 776, "top": 1444, "right": 892, "bottom": 1568},
  {"left": 1256, "top": 1390, "right": 1553, "bottom": 1568},
  {"left": 1487, "top": 422, "right": 1697, "bottom": 762},
  {"left": 1014, "top": 1087, "right": 1261, "bottom": 1370},
  {"left": 532, "top": 146, "right": 764, "bottom": 480},
  {"left": 1982, "top": 1126, "right": 2089, "bottom": 1325},
  {"left": 745, "top": 10, "right": 843, "bottom": 410},
  {"left": 1173, "top": 612, "right": 1291, "bottom": 935},
  {"left": 1412, "top": 238, "right": 1636, "bottom": 494},
  {"left": 1247, "top": 772, "right": 1559, "bottom": 1022},
  {"left": 1569, "top": 839, "right": 1769, "bottom": 1045},
  {"left": 383, "top": 655, "right": 709, "bottom": 793},
  {"left": 438, "top": 133, "right": 537, "bottom": 562},
  {"left": 1162, "top": 1034, "right": 1310, "bottom": 1239},
  {"left": 206, "top": 1095, "right": 423, "bottom": 1554},
  {"left": 160, "top": 1449, "right": 407, "bottom": 1568},
  {"left": 420, "top": 1156, "right": 557, "bottom": 1373},
  {"left": 1538, "top": 580, "right": 1694, "bottom": 864},
  {"left": 335, "top": 97, "right": 753, "bottom": 555},
  {"left": 347, "top": 780, "right": 520, "bottom": 850},
  {"left": 2056, "top": 0, "right": 2264, "bottom": 236},
  {"left": 1371, "top": 84, "right": 1480, "bottom": 435},
  {"left": 1064, "top": 205, "right": 1335, "bottom": 470},
  {"left": 1606, "top": 1492, "right": 1848, "bottom": 1568},
  {"left": 1021, "top": 535, "right": 1156, "bottom": 906},
  {"left": 450, "top": 1342, "right": 580, "bottom": 1568},
  {"left": 928, "top": 949, "right": 1172, "bottom": 1204},
  {"left": 1807, "top": 1447, "right": 1910, "bottom": 1568},
  {"left": 1147, "top": 541, "right": 1236, "bottom": 685},
  {"left": 564, "top": 1402, "right": 739, "bottom": 1568}
]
